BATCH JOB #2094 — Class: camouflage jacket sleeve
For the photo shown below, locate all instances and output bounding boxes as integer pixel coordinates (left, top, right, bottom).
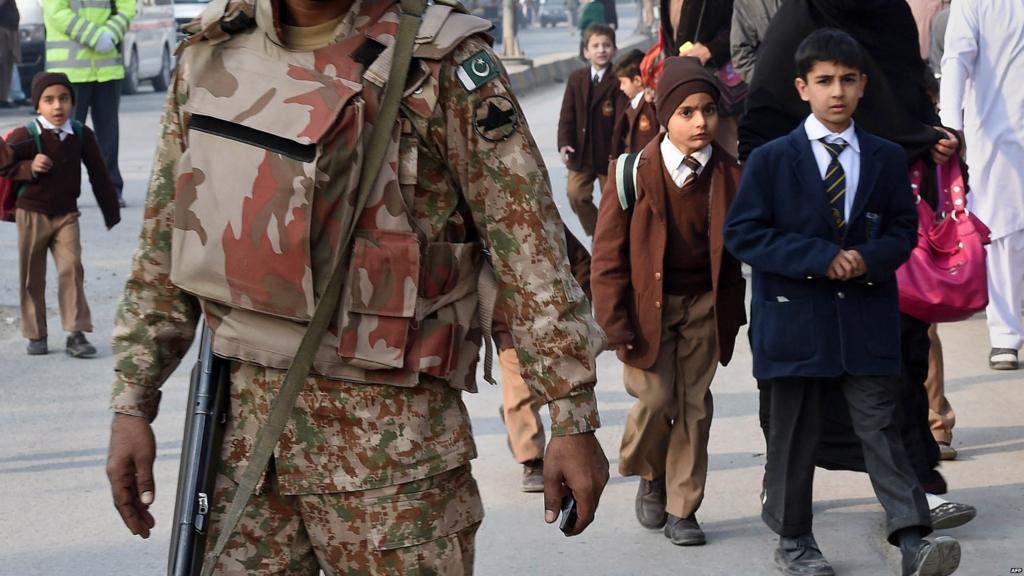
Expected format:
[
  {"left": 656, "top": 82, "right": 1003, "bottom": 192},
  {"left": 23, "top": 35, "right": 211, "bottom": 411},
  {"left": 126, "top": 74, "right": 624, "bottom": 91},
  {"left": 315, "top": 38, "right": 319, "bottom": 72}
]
[
  {"left": 110, "top": 67, "right": 201, "bottom": 421},
  {"left": 434, "top": 37, "right": 605, "bottom": 436}
]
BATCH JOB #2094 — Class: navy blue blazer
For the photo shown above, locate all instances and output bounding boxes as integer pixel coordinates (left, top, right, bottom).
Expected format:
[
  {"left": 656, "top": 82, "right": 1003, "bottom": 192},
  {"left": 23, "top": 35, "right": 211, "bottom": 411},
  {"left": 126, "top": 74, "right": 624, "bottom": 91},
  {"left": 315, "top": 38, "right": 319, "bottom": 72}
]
[{"left": 724, "top": 124, "right": 918, "bottom": 380}]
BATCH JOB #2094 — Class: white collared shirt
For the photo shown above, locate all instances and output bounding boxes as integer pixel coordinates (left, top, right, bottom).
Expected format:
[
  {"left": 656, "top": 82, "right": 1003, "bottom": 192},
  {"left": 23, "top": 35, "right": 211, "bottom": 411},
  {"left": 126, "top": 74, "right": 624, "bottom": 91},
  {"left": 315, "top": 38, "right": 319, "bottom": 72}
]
[
  {"left": 804, "top": 114, "right": 860, "bottom": 220},
  {"left": 661, "top": 136, "right": 712, "bottom": 188},
  {"left": 591, "top": 66, "right": 606, "bottom": 83},
  {"left": 36, "top": 115, "right": 74, "bottom": 142},
  {"left": 630, "top": 91, "right": 644, "bottom": 110}
]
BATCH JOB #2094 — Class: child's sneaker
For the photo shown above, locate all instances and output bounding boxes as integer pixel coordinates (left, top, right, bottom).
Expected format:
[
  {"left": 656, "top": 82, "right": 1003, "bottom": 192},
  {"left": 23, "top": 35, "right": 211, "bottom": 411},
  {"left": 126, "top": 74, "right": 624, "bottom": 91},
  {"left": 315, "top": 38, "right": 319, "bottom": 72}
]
[
  {"left": 66, "top": 331, "right": 96, "bottom": 358},
  {"left": 26, "top": 338, "right": 48, "bottom": 355}
]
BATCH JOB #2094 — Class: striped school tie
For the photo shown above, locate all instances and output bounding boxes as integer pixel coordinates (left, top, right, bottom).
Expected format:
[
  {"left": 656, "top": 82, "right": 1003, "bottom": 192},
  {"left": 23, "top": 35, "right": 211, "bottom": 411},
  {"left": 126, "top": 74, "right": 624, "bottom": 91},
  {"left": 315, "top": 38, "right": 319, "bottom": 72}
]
[
  {"left": 681, "top": 155, "right": 702, "bottom": 189},
  {"left": 820, "top": 138, "right": 848, "bottom": 231}
]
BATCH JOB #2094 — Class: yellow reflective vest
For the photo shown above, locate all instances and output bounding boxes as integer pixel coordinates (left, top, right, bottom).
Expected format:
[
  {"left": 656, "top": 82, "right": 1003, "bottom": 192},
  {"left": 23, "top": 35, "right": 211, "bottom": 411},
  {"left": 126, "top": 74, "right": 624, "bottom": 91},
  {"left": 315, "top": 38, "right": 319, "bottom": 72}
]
[{"left": 43, "top": 0, "right": 136, "bottom": 83}]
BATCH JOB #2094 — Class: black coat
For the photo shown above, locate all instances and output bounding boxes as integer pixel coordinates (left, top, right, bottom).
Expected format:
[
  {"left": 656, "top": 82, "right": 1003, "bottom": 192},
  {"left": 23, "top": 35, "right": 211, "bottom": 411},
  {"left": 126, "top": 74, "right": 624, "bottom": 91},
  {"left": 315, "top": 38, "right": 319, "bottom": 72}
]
[{"left": 659, "top": 0, "right": 734, "bottom": 68}]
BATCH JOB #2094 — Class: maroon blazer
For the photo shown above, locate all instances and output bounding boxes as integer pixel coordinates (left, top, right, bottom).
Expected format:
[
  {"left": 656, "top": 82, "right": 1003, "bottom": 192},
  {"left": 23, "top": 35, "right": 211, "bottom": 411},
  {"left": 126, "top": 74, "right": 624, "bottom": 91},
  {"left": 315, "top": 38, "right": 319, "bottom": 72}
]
[
  {"left": 557, "top": 66, "right": 629, "bottom": 176},
  {"left": 591, "top": 135, "right": 747, "bottom": 369},
  {"left": 612, "top": 97, "right": 660, "bottom": 156}
]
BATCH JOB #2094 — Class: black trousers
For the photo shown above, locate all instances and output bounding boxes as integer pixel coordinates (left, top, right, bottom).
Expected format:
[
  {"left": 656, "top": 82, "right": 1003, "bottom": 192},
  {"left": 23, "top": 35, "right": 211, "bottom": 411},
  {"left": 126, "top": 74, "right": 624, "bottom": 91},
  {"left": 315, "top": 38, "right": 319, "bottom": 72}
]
[
  {"left": 73, "top": 80, "right": 123, "bottom": 196},
  {"left": 762, "top": 374, "right": 931, "bottom": 544}
]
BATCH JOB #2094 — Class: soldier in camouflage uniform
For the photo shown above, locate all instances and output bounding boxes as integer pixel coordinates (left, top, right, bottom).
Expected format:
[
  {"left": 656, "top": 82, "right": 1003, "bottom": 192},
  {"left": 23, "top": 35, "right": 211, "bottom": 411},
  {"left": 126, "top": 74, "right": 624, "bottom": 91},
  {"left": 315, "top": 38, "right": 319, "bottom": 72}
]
[{"left": 104, "top": 0, "right": 609, "bottom": 573}]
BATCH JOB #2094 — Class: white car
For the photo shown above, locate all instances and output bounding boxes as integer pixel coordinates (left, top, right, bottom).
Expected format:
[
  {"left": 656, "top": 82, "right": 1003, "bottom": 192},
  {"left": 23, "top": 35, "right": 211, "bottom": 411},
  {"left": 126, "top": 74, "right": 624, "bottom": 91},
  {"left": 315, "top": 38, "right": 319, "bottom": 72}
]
[{"left": 174, "top": 0, "right": 210, "bottom": 42}]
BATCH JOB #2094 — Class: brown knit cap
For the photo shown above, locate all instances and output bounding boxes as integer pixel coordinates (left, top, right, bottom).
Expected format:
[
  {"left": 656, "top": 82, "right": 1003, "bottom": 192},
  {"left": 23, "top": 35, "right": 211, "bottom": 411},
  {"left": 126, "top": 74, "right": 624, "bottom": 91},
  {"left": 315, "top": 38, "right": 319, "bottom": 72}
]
[
  {"left": 655, "top": 56, "right": 719, "bottom": 128},
  {"left": 31, "top": 72, "right": 76, "bottom": 110}
]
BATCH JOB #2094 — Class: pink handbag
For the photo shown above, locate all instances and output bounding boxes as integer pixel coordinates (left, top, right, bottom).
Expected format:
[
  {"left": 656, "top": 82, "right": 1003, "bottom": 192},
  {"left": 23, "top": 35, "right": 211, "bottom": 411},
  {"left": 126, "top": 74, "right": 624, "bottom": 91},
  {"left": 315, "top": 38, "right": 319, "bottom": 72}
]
[{"left": 896, "top": 159, "right": 992, "bottom": 323}]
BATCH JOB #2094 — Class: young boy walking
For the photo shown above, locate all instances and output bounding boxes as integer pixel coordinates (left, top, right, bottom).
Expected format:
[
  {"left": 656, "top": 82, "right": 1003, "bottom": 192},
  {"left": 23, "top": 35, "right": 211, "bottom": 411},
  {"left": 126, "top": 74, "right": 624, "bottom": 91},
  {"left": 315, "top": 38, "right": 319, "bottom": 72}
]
[
  {"left": 4, "top": 72, "right": 120, "bottom": 357},
  {"left": 611, "top": 48, "right": 659, "bottom": 156},
  {"left": 558, "top": 23, "right": 627, "bottom": 237},
  {"left": 592, "top": 56, "right": 747, "bottom": 546},
  {"left": 724, "top": 29, "right": 961, "bottom": 576}
]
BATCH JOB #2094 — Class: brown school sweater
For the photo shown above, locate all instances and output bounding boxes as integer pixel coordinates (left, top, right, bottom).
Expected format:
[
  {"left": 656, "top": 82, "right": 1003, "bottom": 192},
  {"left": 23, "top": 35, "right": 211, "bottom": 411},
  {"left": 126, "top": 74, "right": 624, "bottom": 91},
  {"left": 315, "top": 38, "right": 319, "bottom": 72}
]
[
  {"left": 661, "top": 161, "right": 712, "bottom": 295},
  {"left": 3, "top": 120, "right": 120, "bottom": 228}
]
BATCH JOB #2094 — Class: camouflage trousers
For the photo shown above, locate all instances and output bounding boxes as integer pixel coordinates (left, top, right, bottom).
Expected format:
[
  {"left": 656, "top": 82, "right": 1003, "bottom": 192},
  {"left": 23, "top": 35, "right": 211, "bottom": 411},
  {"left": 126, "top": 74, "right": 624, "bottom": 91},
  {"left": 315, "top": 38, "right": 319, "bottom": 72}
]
[{"left": 203, "top": 465, "right": 484, "bottom": 575}]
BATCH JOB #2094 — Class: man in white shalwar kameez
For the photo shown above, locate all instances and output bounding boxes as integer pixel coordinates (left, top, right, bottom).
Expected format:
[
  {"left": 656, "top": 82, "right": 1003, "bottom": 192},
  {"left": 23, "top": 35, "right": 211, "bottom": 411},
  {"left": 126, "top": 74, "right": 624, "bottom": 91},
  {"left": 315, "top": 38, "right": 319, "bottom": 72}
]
[{"left": 940, "top": 0, "right": 1024, "bottom": 370}]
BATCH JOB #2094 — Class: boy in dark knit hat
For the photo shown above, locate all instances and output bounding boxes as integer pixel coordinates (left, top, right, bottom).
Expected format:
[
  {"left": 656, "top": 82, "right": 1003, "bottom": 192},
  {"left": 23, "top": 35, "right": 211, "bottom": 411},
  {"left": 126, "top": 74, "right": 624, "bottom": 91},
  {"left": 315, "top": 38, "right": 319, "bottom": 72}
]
[
  {"left": 591, "top": 56, "right": 747, "bottom": 546},
  {"left": 2, "top": 71, "right": 120, "bottom": 357}
]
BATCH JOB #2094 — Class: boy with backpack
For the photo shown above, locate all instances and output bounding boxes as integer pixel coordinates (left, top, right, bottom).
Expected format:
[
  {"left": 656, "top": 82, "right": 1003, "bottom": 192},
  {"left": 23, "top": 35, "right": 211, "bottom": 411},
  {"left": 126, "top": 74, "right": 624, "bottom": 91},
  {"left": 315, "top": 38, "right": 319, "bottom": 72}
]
[
  {"left": 3, "top": 72, "right": 120, "bottom": 357},
  {"left": 592, "top": 56, "right": 747, "bottom": 546}
]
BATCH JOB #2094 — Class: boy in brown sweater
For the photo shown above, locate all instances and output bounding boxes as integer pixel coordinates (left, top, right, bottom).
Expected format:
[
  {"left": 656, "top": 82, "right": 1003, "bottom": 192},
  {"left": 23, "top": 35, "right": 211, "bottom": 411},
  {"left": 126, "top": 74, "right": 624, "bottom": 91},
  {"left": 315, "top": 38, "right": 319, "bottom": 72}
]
[
  {"left": 4, "top": 72, "right": 120, "bottom": 357},
  {"left": 558, "top": 23, "right": 628, "bottom": 236},
  {"left": 592, "top": 57, "right": 746, "bottom": 546}
]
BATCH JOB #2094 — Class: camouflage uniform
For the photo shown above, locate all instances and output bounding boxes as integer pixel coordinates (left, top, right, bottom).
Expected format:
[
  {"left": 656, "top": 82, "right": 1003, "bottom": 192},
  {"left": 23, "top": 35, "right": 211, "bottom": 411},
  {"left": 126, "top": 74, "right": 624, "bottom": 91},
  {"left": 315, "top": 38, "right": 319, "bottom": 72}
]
[{"left": 110, "top": 0, "right": 604, "bottom": 572}]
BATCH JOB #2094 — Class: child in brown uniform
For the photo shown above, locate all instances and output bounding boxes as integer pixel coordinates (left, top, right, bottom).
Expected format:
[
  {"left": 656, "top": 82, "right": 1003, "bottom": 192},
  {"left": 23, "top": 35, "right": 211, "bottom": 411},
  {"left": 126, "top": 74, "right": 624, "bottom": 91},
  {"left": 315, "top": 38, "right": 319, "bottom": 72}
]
[
  {"left": 558, "top": 23, "right": 628, "bottom": 236},
  {"left": 4, "top": 72, "right": 120, "bottom": 357},
  {"left": 592, "top": 56, "right": 746, "bottom": 546},
  {"left": 611, "top": 48, "right": 659, "bottom": 156}
]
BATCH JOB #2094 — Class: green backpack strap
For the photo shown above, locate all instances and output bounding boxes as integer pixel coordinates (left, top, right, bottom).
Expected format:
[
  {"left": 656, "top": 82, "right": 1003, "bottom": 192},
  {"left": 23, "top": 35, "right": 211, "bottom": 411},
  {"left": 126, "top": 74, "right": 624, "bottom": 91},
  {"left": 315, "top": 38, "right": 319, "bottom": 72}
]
[
  {"left": 70, "top": 120, "right": 84, "bottom": 141},
  {"left": 24, "top": 120, "right": 41, "bottom": 153},
  {"left": 614, "top": 150, "right": 642, "bottom": 210},
  {"left": 197, "top": 1, "right": 428, "bottom": 574}
]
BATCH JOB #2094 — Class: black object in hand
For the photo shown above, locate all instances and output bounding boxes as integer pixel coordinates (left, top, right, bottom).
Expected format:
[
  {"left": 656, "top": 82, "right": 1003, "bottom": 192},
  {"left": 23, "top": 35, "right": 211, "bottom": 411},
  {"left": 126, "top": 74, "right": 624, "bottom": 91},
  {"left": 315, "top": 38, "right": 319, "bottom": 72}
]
[{"left": 559, "top": 494, "right": 578, "bottom": 535}]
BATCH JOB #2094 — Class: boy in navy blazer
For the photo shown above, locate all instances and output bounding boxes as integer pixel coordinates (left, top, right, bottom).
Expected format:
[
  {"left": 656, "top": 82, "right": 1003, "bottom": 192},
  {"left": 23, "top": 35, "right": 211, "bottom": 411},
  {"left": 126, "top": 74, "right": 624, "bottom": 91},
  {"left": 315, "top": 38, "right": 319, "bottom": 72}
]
[{"left": 724, "top": 29, "right": 962, "bottom": 576}]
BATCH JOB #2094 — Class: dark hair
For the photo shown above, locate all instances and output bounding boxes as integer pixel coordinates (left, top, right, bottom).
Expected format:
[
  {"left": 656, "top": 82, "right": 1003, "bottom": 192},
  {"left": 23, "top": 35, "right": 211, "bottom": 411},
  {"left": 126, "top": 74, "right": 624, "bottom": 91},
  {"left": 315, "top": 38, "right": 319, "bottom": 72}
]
[
  {"left": 583, "top": 23, "right": 616, "bottom": 48},
  {"left": 612, "top": 49, "right": 645, "bottom": 79},
  {"left": 795, "top": 28, "right": 865, "bottom": 78}
]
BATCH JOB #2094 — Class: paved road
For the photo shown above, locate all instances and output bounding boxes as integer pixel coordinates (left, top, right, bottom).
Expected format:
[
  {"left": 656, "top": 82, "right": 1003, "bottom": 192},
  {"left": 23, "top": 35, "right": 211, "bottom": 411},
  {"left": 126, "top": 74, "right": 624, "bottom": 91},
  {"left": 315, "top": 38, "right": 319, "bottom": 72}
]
[{"left": 1, "top": 49, "right": 1022, "bottom": 576}]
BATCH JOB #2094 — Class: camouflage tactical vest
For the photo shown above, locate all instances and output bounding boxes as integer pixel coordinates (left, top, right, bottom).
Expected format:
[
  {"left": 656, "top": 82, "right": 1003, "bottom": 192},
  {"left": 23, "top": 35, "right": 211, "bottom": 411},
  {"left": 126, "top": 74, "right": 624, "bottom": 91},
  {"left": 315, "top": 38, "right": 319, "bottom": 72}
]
[{"left": 170, "top": 0, "right": 492, "bottom": 390}]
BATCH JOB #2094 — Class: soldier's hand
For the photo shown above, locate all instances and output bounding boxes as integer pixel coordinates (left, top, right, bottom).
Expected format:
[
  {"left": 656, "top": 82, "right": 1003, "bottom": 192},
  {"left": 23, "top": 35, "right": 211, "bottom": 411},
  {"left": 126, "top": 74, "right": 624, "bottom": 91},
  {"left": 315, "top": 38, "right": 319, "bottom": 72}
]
[
  {"left": 106, "top": 413, "right": 157, "bottom": 539},
  {"left": 543, "top": 431, "right": 609, "bottom": 536}
]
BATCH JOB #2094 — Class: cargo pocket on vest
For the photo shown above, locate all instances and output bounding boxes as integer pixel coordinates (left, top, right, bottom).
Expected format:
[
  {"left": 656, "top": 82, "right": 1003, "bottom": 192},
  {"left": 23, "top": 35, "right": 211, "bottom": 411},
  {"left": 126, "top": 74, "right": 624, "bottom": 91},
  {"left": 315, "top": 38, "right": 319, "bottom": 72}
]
[
  {"left": 338, "top": 230, "right": 421, "bottom": 370},
  {"left": 367, "top": 470, "right": 484, "bottom": 571}
]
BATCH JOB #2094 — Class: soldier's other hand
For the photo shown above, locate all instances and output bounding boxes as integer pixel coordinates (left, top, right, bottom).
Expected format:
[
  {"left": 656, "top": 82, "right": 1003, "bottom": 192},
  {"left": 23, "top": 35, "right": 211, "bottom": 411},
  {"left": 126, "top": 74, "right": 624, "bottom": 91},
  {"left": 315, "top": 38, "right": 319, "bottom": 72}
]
[
  {"left": 106, "top": 413, "right": 157, "bottom": 539},
  {"left": 543, "top": 431, "right": 609, "bottom": 536},
  {"left": 31, "top": 154, "right": 52, "bottom": 174},
  {"left": 559, "top": 146, "right": 575, "bottom": 166}
]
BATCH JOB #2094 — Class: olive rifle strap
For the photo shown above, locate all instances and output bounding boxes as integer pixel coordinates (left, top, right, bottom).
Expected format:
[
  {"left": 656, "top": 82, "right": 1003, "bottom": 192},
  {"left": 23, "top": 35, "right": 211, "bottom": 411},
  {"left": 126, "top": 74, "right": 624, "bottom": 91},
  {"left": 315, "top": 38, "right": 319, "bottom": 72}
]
[{"left": 197, "top": 1, "right": 426, "bottom": 573}]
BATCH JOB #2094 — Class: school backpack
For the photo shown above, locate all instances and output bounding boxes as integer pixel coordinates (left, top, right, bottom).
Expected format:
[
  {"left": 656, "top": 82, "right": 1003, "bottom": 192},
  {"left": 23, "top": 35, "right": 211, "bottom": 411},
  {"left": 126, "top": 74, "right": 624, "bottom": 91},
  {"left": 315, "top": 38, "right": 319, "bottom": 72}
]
[
  {"left": 0, "top": 119, "right": 84, "bottom": 222},
  {"left": 613, "top": 149, "right": 644, "bottom": 211}
]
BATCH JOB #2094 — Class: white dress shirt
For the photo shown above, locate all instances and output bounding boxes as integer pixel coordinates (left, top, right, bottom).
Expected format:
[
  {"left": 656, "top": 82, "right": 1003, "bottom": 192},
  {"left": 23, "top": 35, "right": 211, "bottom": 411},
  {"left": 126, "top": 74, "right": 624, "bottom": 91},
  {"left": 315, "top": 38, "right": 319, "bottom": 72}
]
[
  {"left": 630, "top": 91, "right": 644, "bottom": 110},
  {"left": 36, "top": 116, "right": 74, "bottom": 141},
  {"left": 939, "top": 0, "right": 1024, "bottom": 239},
  {"left": 804, "top": 114, "right": 860, "bottom": 220},
  {"left": 661, "top": 137, "right": 712, "bottom": 188}
]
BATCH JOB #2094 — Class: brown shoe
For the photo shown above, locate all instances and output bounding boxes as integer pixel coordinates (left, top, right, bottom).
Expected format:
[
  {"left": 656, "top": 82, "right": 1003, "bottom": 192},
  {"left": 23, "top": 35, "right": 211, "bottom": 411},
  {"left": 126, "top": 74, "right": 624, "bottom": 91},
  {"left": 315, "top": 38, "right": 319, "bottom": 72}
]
[
  {"left": 635, "top": 477, "right": 667, "bottom": 529},
  {"left": 521, "top": 459, "right": 544, "bottom": 492}
]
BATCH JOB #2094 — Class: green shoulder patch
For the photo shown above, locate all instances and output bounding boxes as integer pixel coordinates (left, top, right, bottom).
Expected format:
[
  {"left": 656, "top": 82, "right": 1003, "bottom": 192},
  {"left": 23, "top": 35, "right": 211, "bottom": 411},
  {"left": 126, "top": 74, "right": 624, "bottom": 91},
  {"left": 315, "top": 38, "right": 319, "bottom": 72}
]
[{"left": 457, "top": 50, "right": 499, "bottom": 92}]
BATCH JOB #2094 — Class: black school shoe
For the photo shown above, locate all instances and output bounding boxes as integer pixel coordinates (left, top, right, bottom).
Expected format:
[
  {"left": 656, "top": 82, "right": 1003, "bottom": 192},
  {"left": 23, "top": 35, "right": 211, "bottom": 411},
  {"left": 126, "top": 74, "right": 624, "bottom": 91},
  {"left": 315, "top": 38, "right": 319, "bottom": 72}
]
[
  {"left": 26, "top": 338, "right": 48, "bottom": 355},
  {"left": 989, "top": 348, "right": 1019, "bottom": 370},
  {"left": 903, "top": 536, "right": 961, "bottom": 576},
  {"left": 774, "top": 534, "right": 836, "bottom": 576},
  {"left": 664, "top": 513, "right": 705, "bottom": 546},
  {"left": 635, "top": 477, "right": 667, "bottom": 529},
  {"left": 66, "top": 332, "right": 97, "bottom": 358},
  {"left": 930, "top": 501, "right": 976, "bottom": 530}
]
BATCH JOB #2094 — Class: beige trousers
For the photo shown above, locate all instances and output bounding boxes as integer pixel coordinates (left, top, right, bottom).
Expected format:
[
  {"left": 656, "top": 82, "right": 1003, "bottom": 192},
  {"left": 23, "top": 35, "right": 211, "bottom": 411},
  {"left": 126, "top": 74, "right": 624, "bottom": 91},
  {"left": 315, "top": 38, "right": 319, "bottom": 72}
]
[
  {"left": 566, "top": 169, "right": 606, "bottom": 237},
  {"left": 499, "top": 348, "right": 546, "bottom": 463},
  {"left": 925, "top": 325, "right": 956, "bottom": 444},
  {"left": 619, "top": 291, "right": 719, "bottom": 518},
  {"left": 16, "top": 209, "right": 92, "bottom": 340}
]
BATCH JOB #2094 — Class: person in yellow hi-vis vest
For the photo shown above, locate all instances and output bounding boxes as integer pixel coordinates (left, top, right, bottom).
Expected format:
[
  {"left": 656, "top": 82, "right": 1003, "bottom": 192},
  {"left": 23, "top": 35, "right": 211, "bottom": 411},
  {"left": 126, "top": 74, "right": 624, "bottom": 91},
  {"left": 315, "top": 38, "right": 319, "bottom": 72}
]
[{"left": 43, "top": 0, "right": 135, "bottom": 206}]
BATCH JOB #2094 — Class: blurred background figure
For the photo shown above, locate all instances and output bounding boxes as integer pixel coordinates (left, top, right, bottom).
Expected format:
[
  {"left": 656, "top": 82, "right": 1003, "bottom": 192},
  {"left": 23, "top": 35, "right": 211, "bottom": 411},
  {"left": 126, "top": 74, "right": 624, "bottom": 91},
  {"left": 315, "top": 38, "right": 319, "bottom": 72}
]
[{"left": 0, "top": 0, "right": 20, "bottom": 108}]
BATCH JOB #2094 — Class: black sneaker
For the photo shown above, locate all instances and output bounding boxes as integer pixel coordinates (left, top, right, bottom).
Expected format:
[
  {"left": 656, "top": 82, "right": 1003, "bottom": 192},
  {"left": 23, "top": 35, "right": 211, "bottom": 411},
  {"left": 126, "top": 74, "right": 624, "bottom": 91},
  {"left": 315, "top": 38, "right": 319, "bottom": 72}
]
[
  {"left": 989, "top": 348, "right": 1019, "bottom": 370},
  {"left": 26, "top": 338, "right": 48, "bottom": 355},
  {"left": 66, "top": 332, "right": 97, "bottom": 358}
]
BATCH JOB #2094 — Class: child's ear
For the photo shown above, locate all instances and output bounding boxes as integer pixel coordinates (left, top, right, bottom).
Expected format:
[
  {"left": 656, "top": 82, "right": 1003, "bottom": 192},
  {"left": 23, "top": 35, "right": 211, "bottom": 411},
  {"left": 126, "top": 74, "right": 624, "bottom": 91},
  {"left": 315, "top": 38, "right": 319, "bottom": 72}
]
[{"left": 794, "top": 77, "right": 810, "bottom": 102}]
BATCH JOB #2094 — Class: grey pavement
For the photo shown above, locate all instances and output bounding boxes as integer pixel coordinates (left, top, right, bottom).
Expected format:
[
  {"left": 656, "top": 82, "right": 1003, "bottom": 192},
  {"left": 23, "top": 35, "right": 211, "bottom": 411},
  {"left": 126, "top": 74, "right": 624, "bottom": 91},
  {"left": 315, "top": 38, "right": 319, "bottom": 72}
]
[{"left": 1, "top": 29, "right": 1023, "bottom": 576}]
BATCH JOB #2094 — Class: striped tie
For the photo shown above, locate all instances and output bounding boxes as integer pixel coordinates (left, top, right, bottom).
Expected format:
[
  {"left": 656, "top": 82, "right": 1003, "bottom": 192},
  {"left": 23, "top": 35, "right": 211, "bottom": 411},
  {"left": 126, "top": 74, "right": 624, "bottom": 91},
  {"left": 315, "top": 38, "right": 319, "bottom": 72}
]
[
  {"left": 681, "top": 155, "right": 702, "bottom": 189},
  {"left": 820, "top": 138, "right": 848, "bottom": 231}
]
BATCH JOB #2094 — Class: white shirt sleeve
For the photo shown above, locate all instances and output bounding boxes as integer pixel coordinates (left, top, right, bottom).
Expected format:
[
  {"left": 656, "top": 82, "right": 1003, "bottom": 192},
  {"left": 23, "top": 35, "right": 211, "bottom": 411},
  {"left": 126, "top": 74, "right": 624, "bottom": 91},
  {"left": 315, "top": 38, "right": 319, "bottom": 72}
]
[{"left": 938, "top": 0, "right": 979, "bottom": 130}]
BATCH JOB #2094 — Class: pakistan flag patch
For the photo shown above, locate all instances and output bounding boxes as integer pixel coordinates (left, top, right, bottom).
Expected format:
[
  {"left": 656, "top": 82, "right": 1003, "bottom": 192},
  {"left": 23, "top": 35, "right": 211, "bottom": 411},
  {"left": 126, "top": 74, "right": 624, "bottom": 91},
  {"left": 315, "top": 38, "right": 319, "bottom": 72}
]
[{"left": 457, "top": 50, "right": 499, "bottom": 92}]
